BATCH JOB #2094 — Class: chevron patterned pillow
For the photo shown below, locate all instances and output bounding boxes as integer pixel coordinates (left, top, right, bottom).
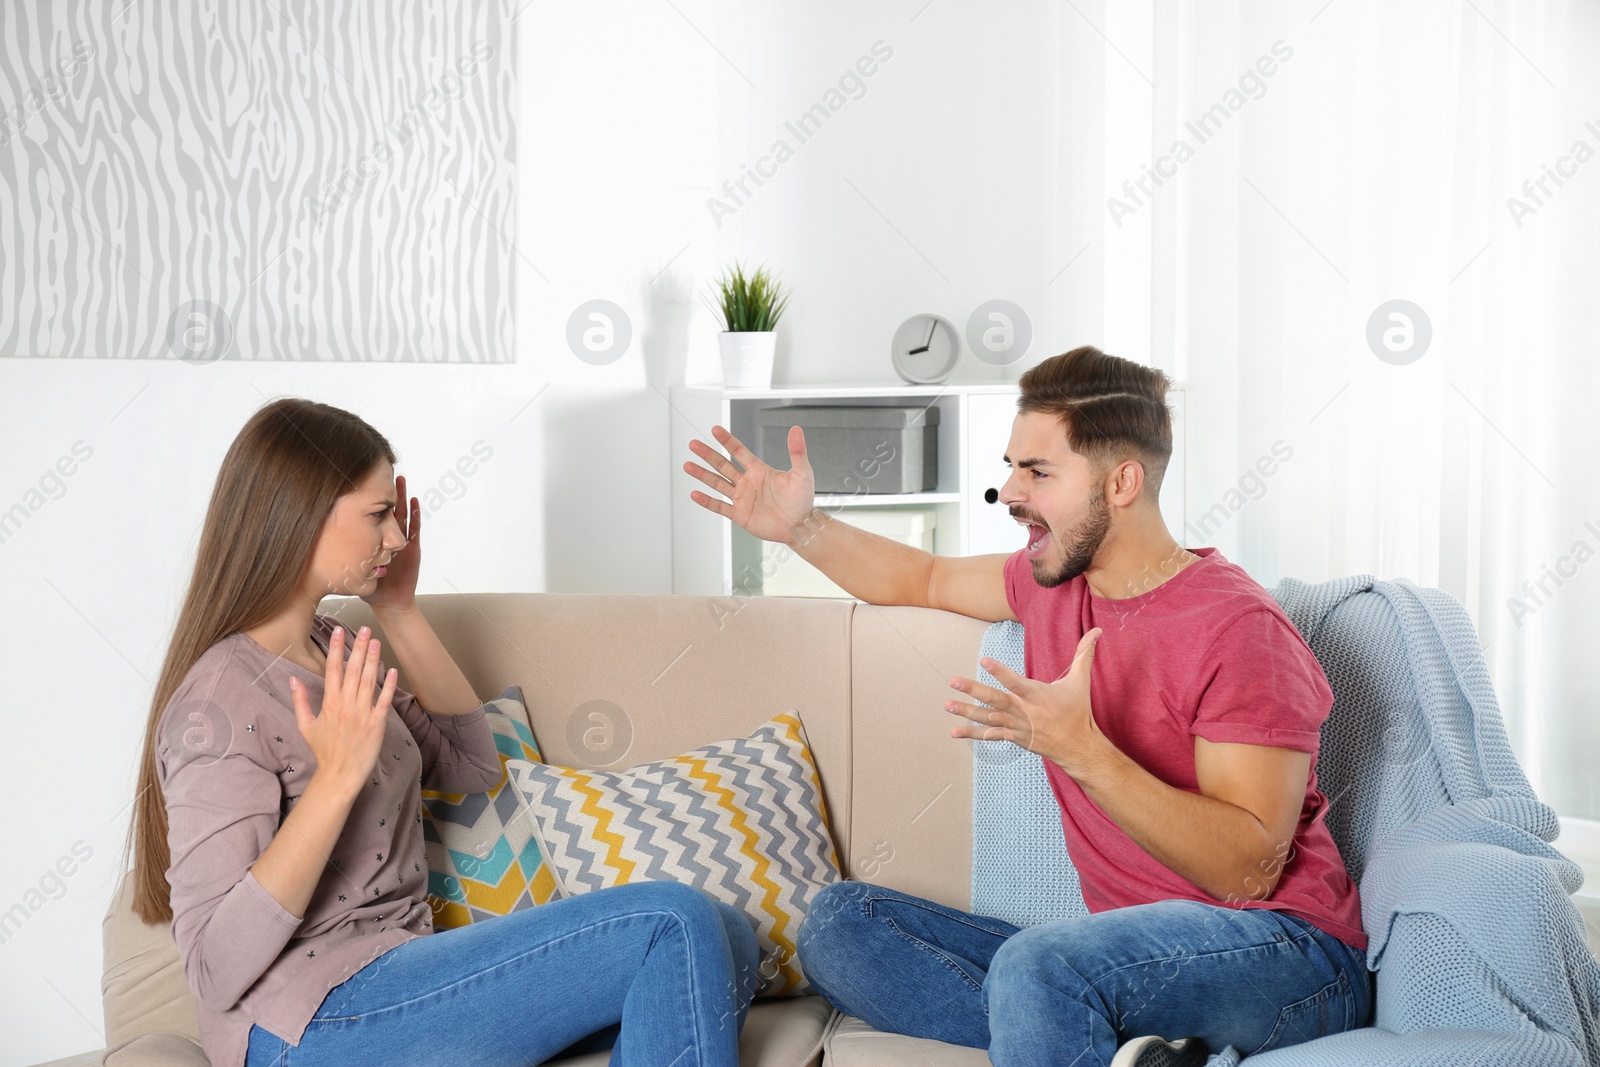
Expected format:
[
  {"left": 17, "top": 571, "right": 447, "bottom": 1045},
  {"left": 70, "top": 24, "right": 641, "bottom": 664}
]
[
  {"left": 419, "top": 684, "right": 561, "bottom": 929},
  {"left": 505, "top": 711, "right": 842, "bottom": 998}
]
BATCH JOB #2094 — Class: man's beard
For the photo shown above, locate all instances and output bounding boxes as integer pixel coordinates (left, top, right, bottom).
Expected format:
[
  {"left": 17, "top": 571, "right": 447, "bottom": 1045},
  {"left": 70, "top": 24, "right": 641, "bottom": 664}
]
[{"left": 1032, "top": 485, "right": 1111, "bottom": 589}]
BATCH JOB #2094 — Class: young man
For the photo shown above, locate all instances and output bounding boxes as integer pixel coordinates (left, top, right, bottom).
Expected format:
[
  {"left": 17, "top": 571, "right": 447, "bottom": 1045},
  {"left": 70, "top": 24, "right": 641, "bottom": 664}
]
[{"left": 682, "top": 346, "right": 1371, "bottom": 1067}]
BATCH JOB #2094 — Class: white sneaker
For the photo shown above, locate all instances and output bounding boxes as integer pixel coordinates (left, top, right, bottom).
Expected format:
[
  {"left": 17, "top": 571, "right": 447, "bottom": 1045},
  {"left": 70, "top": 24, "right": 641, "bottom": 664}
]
[{"left": 1109, "top": 1034, "right": 1208, "bottom": 1067}]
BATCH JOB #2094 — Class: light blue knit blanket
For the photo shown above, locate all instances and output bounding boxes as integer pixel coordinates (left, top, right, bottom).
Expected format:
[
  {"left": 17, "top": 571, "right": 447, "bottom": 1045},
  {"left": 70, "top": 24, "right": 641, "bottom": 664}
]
[{"left": 971, "top": 575, "right": 1600, "bottom": 1065}]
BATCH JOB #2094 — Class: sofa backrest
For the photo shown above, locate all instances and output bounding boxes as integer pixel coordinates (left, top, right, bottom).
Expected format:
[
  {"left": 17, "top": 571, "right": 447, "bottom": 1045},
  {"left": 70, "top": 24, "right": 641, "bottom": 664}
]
[
  {"left": 102, "top": 592, "right": 991, "bottom": 1052},
  {"left": 842, "top": 602, "right": 991, "bottom": 908},
  {"left": 102, "top": 872, "right": 202, "bottom": 1048},
  {"left": 328, "top": 594, "right": 989, "bottom": 908},
  {"left": 337, "top": 589, "right": 860, "bottom": 845}
]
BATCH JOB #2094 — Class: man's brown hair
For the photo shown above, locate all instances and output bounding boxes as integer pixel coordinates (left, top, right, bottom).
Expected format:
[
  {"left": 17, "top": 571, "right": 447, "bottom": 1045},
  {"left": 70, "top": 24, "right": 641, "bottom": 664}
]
[{"left": 1016, "top": 345, "right": 1175, "bottom": 501}]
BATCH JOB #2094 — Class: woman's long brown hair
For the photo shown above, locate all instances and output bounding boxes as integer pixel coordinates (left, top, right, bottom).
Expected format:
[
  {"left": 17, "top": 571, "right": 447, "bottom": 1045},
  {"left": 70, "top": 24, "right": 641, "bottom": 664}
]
[{"left": 123, "top": 398, "right": 396, "bottom": 924}]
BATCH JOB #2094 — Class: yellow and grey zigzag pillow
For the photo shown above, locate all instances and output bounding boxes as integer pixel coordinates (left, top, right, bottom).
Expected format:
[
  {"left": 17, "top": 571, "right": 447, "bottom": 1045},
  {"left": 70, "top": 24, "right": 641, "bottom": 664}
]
[{"left": 505, "top": 711, "right": 841, "bottom": 998}]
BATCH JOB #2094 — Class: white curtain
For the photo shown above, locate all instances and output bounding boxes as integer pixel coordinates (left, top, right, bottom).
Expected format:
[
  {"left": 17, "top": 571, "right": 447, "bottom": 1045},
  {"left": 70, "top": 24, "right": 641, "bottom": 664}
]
[{"left": 1118, "top": 0, "right": 1600, "bottom": 819}]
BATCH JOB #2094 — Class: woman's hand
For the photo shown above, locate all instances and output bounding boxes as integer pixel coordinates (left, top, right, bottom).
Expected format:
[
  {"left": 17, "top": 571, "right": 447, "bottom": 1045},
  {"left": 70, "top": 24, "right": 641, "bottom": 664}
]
[
  {"left": 363, "top": 473, "right": 421, "bottom": 613},
  {"left": 290, "top": 625, "right": 398, "bottom": 796}
]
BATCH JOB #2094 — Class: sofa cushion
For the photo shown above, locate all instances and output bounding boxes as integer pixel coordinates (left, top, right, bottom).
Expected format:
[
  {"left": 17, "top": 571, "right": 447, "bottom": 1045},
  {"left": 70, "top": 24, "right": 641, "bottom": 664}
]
[
  {"left": 546, "top": 996, "right": 833, "bottom": 1067},
  {"left": 29, "top": 1051, "right": 116, "bottom": 1067},
  {"left": 418, "top": 684, "right": 560, "bottom": 928},
  {"left": 508, "top": 712, "right": 841, "bottom": 997},
  {"left": 108, "top": 1035, "right": 210, "bottom": 1067},
  {"left": 824, "top": 1014, "right": 990, "bottom": 1065}
]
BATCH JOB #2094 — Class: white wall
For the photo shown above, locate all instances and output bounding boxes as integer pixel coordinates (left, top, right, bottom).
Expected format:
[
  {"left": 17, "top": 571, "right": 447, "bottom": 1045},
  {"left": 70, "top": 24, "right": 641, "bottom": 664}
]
[{"left": 0, "top": 2, "right": 1126, "bottom": 1060}]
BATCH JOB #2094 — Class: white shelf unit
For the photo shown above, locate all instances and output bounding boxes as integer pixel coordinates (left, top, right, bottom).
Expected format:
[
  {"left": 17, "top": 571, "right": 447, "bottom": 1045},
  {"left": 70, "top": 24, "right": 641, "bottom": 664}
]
[{"left": 667, "top": 381, "right": 1185, "bottom": 598}]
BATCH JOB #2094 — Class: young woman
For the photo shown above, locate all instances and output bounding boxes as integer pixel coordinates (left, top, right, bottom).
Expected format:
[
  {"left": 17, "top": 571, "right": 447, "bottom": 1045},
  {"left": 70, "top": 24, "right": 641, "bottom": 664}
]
[{"left": 124, "top": 398, "right": 760, "bottom": 1067}]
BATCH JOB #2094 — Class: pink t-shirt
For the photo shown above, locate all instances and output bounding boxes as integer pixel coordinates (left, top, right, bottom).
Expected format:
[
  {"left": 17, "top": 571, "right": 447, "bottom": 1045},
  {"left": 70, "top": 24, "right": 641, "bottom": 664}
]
[{"left": 1002, "top": 546, "right": 1367, "bottom": 950}]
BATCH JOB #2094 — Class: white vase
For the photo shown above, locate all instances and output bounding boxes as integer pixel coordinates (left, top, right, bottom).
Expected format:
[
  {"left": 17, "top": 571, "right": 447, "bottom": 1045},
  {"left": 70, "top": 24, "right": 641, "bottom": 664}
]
[{"left": 718, "top": 331, "right": 777, "bottom": 388}]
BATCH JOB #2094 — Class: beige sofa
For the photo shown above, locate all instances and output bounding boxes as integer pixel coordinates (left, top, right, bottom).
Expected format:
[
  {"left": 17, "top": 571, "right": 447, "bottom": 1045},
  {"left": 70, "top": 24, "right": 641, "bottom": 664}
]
[{"left": 34, "top": 592, "right": 1002, "bottom": 1067}]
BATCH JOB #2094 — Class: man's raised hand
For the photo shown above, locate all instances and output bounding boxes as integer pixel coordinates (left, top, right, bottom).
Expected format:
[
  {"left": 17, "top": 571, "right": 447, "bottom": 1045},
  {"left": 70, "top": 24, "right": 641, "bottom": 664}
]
[
  {"left": 684, "top": 424, "right": 815, "bottom": 544},
  {"left": 944, "top": 627, "right": 1108, "bottom": 778}
]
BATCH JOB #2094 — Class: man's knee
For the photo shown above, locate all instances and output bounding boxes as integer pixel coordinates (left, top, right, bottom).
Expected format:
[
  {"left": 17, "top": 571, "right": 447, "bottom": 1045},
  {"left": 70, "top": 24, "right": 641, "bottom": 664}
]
[
  {"left": 796, "top": 880, "right": 875, "bottom": 980},
  {"left": 986, "top": 923, "right": 1092, "bottom": 1002},
  {"left": 798, "top": 880, "right": 873, "bottom": 941}
]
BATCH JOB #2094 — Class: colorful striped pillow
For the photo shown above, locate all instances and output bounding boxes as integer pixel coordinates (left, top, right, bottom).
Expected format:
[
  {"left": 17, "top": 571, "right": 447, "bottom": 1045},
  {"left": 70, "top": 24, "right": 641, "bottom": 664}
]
[
  {"left": 505, "top": 712, "right": 841, "bottom": 997},
  {"left": 419, "top": 685, "right": 560, "bottom": 928}
]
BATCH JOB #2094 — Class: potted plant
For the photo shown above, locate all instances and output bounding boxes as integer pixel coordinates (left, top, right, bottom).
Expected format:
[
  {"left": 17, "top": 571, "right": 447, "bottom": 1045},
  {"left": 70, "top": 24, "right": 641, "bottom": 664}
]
[{"left": 711, "top": 261, "right": 791, "bottom": 388}]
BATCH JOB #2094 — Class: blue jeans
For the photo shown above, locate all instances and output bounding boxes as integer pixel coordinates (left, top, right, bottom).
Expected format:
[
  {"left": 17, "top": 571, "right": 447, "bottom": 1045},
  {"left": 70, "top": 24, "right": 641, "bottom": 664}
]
[
  {"left": 795, "top": 881, "right": 1373, "bottom": 1067},
  {"left": 246, "top": 881, "right": 761, "bottom": 1067}
]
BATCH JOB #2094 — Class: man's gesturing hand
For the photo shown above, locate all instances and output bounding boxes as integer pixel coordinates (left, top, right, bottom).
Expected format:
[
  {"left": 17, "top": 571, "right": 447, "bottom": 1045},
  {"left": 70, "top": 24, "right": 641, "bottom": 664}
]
[
  {"left": 684, "top": 424, "right": 815, "bottom": 545},
  {"left": 944, "top": 627, "right": 1108, "bottom": 778}
]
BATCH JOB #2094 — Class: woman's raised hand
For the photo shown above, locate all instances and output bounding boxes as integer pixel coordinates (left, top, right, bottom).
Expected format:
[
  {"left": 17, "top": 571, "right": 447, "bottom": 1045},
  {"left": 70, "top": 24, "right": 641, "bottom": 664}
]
[
  {"left": 290, "top": 624, "right": 397, "bottom": 795},
  {"left": 684, "top": 424, "right": 816, "bottom": 544}
]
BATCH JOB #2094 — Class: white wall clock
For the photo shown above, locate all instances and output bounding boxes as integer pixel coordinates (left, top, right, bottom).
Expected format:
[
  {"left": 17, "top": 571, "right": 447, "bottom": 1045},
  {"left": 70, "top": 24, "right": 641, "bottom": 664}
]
[{"left": 890, "top": 313, "right": 960, "bottom": 384}]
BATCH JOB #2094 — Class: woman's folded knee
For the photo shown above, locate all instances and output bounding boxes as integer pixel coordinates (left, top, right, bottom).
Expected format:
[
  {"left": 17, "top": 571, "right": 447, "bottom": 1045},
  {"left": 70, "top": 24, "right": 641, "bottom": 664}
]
[
  {"left": 622, "top": 878, "right": 712, "bottom": 909},
  {"left": 613, "top": 883, "right": 758, "bottom": 961},
  {"left": 600, "top": 879, "right": 730, "bottom": 939}
]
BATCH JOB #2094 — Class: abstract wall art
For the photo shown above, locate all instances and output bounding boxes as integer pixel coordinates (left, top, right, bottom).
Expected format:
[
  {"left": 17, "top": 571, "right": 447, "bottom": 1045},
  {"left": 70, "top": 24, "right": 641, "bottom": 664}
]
[{"left": 0, "top": 1, "right": 514, "bottom": 362}]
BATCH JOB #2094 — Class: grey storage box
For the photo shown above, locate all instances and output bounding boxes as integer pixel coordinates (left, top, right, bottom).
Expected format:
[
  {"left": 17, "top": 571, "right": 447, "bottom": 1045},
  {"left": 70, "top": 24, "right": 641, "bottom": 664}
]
[{"left": 757, "top": 405, "right": 939, "bottom": 493}]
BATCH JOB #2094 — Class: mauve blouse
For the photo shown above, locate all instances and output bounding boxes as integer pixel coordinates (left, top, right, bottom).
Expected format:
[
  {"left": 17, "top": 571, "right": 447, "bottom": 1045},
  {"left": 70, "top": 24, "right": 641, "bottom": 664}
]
[{"left": 154, "top": 611, "right": 502, "bottom": 1067}]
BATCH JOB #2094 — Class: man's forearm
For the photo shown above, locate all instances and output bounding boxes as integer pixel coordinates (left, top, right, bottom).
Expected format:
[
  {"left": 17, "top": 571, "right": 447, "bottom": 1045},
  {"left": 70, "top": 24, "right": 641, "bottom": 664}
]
[
  {"left": 785, "top": 507, "right": 934, "bottom": 606},
  {"left": 369, "top": 604, "right": 481, "bottom": 715},
  {"left": 1069, "top": 739, "right": 1288, "bottom": 902}
]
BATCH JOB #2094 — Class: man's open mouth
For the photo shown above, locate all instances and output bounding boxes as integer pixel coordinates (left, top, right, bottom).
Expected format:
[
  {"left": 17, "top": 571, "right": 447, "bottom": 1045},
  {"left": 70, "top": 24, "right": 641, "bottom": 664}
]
[{"left": 1016, "top": 516, "right": 1052, "bottom": 557}]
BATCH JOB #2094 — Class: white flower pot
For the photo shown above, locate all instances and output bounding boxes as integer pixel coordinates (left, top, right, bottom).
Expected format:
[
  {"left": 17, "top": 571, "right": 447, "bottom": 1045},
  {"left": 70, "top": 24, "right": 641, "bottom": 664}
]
[{"left": 718, "top": 331, "right": 777, "bottom": 388}]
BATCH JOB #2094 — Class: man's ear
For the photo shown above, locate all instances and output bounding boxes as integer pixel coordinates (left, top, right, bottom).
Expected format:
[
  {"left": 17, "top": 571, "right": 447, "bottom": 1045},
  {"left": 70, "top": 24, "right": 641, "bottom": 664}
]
[{"left": 1107, "top": 457, "right": 1145, "bottom": 505}]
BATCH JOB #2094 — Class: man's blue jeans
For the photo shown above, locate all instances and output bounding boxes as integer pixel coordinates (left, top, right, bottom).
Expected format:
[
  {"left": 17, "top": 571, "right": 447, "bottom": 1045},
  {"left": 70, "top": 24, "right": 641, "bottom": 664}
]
[
  {"left": 795, "top": 881, "right": 1373, "bottom": 1067},
  {"left": 245, "top": 880, "right": 761, "bottom": 1067}
]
